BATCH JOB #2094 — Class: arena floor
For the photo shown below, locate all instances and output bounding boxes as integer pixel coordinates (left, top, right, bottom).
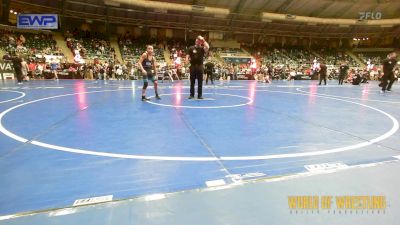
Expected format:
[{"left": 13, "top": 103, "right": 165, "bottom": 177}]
[{"left": 0, "top": 79, "right": 399, "bottom": 224}]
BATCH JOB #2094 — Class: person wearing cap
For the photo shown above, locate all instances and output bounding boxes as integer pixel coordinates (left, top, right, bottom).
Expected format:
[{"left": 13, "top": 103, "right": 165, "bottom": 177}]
[{"left": 186, "top": 36, "right": 209, "bottom": 99}]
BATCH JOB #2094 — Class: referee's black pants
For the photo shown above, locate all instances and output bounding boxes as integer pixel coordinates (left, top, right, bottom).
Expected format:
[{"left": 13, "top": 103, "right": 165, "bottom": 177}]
[
  {"left": 338, "top": 75, "right": 345, "bottom": 85},
  {"left": 205, "top": 71, "right": 214, "bottom": 84},
  {"left": 381, "top": 73, "right": 395, "bottom": 91},
  {"left": 319, "top": 74, "right": 327, "bottom": 85},
  {"left": 190, "top": 65, "right": 204, "bottom": 97},
  {"left": 14, "top": 68, "right": 23, "bottom": 83}
]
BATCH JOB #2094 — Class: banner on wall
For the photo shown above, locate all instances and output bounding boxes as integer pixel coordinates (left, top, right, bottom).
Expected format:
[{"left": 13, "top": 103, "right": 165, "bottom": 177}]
[{"left": 0, "top": 60, "right": 15, "bottom": 80}]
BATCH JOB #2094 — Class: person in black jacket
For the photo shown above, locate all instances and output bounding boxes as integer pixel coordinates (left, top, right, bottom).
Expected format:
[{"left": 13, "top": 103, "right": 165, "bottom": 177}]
[
  {"left": 318, "top": 61, "right": 328, "bottom": 85},
  {"left": 338, "top": 61, "right": 349, "bottom": 85},
  {"left": 380, "top": 52, "right": 398, "bottom": 93},
  {"left": 12, "top": 54, "right": 23, "bottom": 84},
  {"left": 352, "top": 71, "right": 362, "bottom": 85},
  {"left": 205, "top": 61, "right": 215, "bottom": 85},
  {"left": 186, "top": 36, "right": 209, "bottom": 99}
]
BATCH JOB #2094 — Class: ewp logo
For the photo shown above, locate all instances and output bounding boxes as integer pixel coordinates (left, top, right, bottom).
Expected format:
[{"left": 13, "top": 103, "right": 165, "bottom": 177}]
[{"left": 17, "top": 14, "right": 58, "bottom": 29}]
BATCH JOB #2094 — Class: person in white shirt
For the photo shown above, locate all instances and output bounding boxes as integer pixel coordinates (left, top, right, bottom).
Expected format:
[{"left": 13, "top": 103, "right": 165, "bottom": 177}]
[
  {"left": 21, "top": 58, "right": 29, "bottom": 81},
  {"left": 115, "top": 66, "right": 123, "bottom": 80}
]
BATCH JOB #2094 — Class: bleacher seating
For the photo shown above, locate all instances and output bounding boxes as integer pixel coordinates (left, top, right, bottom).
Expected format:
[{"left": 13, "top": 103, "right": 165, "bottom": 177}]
[
  {"left": 317, "top": 49, "right": 359, "bottom": 66},
  {"left": 119, "top": 38, "right": 165, "bottom": 64},
  {"left": 357, "top": 52, "right": 389, "bottom": 65},
  {"left": 65, "top": 30, "right": 113, "bottom": 61},
  {"left": 0, "top": 28, "right": 58, "bottom": 55}
]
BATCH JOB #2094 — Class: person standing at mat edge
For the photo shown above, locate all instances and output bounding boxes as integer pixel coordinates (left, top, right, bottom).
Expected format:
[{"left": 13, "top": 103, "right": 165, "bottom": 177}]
[
  {"left": 338, "top": 61, "right": 349, "bottom": 85},
  {"left": 12, "top": 54, "right": 23, "bottom": 84},
  {"left": 318, "top": 60, "right": 328, "bottom": 85},
  {"left": 380, "top": 52, "right": 398, "bottom": 93},
  {"left": 205, "top": 60, "right": 215, "bottom": 85},
  {"left": 187, "top": 36, "right": 209, "bottom": 99},
  {"left": 138, "top": 45, "right": 161, "bottom": 101}
]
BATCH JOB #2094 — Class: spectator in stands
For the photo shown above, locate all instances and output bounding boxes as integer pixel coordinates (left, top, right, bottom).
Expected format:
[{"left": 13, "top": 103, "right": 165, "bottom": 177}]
[
  {"left": 311, "top": 58, "right": 320, "bottom": 76},
  {"left": 288, "top": 69, "right": 296, "bottom": 81},
  {"left": 352, "top": 71, "right": 362, "bottom": 85},
  {"left": 34, "top": 62, "right": 43, "bottom": 79},
  {"left": 129, "top": 66, "right": 136, "bottom": 80},
  {"left": 9, "top": 36, "right": 15, "bottom": 45},
  {"left": 98, "top": 64, "right": 106, "bottom": 80},
  {"left": 2, "top": 52, "right": 12, "bottom": 61},
  {"left": 68, "top": 64, "right": 77, "bottom": 77},
  {"left": 20, "top": 58, "right": 29, "bottom": 81},
  {"left": 16, "top": 44, "right": 27, "bottom": 53},
  {"left": 234, "top": 64, "right": 239, "bottom": 80},
  {"left": 50, "top": 58, "right": 59, "bottom": 79},
  {"left": 119, "top": 64, "right": 127, "bottom": 80},
  {"left": 162, "top": 67, "right": 174, "bottom": 82},
  {"left": 106, "top": 62, "right": 113, "bottom": 79},
  {"left": 227, "top": 65, "right": 234, "bottom": 80},
  {"left": 28, "top": 60, "right": 36, "bottom": 78},
  {"left": 19, "top": 34, "right": 25, "bottom": 44},
  {"left": 180, "top": 66, "right": 185, "bottom": 80},
  {"left": 87, "top": 65, "right": 94, "bottom": 80},
  {"left": 115, "top": 65, "right": 123, "bottom": 80},
  {"left": 360, "top": 69, "right": 369, "bottom": 83},
  {"left": 263, "top": 67, "right": 271, "bottom": 83}
]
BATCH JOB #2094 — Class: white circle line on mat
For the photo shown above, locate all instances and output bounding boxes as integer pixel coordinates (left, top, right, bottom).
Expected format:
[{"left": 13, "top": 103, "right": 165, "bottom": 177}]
[
  {"left": 0, "top": 90, "right": 25, "bottom": 104},
  {"left": 0, "top": 88, "right": 398, "bottom": 161},
  {"left": 295, "top": 88, "right": 400, "bottom": 104},
  {"left": 145, "top": 93, "right": 253, "bottom": 108}
]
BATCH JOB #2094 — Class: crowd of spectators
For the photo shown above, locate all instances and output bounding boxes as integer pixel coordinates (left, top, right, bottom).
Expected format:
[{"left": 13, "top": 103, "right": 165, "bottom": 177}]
[
  {"left": 1, "top": 29, "right": 396, "bottom": 83},
  {"left": 65, "top": 29, "right": 114, "bottom": 61}
]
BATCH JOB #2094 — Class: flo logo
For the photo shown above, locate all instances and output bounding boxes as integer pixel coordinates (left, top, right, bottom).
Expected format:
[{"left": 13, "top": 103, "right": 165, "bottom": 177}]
[{"left": 359, "top": 12, "right": 382, "bottom": 20}]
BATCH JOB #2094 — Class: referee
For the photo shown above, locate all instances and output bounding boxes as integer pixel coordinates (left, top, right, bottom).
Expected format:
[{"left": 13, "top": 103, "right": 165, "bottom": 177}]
[{"left": 186, "top": 36, "right": 209, "bottom": 99}]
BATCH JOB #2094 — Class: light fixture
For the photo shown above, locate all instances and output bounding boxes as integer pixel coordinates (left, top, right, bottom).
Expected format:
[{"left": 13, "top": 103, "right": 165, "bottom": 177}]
[
  {"left": 10, "top": 10, "right": 13, "bottom": 13},
  {"left": 14, "top": 12, "right": 17, "bottom": 15}
]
